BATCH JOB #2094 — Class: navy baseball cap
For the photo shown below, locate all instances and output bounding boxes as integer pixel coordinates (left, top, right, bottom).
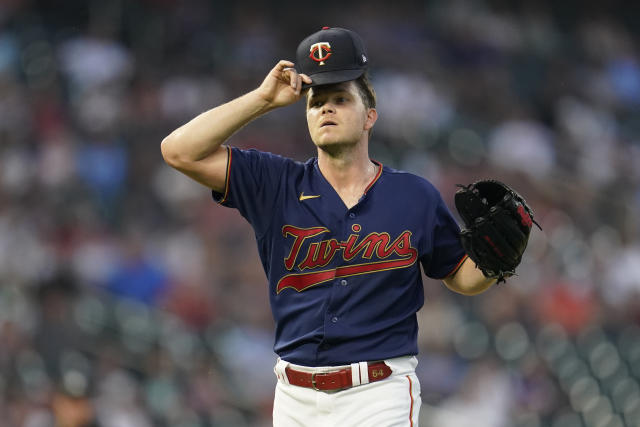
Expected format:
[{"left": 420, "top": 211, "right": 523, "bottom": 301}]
[{"left": 296, "top": 27, "right": 368, "bottom": 89}]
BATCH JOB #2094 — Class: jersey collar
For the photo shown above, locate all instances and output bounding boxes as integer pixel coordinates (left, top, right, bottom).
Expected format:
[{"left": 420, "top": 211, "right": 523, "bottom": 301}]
[
  {"left": 363, "top": 160, "right": 383, "bottom": 195},
  {"left": 312, "top": 158, "right": 384, "bottom": 195}
]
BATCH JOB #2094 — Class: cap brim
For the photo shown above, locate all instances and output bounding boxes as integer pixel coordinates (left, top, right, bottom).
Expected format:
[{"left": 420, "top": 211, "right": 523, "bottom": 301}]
[{"left": 301, "top": 69, "right": 365, "bottom": 89}]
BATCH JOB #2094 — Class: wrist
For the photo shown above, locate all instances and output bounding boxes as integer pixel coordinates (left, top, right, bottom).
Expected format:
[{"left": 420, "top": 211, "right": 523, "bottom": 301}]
[{"left": 250, "top": 88, "right": 278, "bottom": 114}]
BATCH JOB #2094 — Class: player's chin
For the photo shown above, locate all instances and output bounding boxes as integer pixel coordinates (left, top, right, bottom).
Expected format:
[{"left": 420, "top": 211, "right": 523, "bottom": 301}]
[
  {"left": 313, "top": 132, "right": 356, "bottom": 146},
  {"left": 313, "top": 135, "right": 340, "bottom": 148},
  {"left": 314, "top": 137, "right": 336, "bottom": 146},
  {"left": 314, "top": 138, "right": 352, "bottom": 151}
]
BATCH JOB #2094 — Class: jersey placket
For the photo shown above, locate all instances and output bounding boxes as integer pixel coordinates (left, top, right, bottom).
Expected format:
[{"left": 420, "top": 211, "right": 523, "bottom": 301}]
[{"left": 317, "top": 198, "right": 366, "bottom": 361}]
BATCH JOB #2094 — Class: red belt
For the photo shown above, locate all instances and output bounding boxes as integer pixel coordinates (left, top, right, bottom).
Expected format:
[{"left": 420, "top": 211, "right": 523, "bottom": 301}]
[{"left": 285, "top": 362, "right": 392, "bottom": 391}]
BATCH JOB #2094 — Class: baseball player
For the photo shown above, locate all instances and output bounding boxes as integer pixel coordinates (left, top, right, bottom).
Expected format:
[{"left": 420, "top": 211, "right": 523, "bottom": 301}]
[{"left": 162, "top": 27, "right": 503, "bottom": 426}]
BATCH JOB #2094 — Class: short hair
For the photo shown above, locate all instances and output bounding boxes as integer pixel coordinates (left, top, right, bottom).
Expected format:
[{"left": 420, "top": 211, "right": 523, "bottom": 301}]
[{"left": 353, "top": 72, "right": 376, "bottom": 109}]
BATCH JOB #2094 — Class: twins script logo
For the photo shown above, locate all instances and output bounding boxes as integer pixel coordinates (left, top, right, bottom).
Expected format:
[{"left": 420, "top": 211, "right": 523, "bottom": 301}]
[
  {"left": 309, "top": 42, "right": 332, "bottom": 65},
  {"left": 277, "top": 224, "right": 418, "bottom": 293}
]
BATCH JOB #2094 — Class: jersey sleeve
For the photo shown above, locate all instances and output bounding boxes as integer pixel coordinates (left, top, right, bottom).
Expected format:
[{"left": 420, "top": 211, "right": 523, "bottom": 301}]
[
  {"left": 421, "top": 190, "right": 467, "bottom": 279},
  {"left": 212, "top": 147, "right": 289, "bottom": 237}
]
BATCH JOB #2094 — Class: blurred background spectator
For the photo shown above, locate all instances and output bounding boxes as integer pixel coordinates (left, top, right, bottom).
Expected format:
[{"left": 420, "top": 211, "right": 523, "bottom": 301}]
[{"left": 1, "top": 0, "right": 640, "bottom": 426}]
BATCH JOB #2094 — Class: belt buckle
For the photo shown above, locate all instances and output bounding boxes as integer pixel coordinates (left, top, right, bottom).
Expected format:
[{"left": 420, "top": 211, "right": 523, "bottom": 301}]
[{"left": 311, "top": 372, "right": 320, "bottom": 391}]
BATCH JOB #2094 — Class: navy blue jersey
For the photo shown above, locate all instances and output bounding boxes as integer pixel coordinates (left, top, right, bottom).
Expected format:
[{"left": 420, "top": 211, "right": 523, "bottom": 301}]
[{"left": 213, "top": 147, "right": 466, "bottom": 366}]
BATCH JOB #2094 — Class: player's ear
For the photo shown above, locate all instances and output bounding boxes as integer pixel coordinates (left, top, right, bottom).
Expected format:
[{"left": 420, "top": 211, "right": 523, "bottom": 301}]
[{"left": 364, "top": 108, "right": 377, "bottom": 131}]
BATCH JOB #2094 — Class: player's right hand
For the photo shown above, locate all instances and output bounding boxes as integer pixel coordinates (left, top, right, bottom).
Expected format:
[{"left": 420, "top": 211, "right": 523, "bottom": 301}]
[{"left": 255, "top": 60, "right": 312, "bottom": 109}]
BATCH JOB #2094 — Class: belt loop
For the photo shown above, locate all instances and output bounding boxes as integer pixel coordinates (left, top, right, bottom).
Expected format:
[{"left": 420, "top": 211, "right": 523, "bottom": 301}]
[
  {"left": 359, "top": 361, "right": 369, "bottom": 385},
  {"left": 274, "top": 358, "right": 290, "bottom": 385},
  {"left": 350, "top": 362, "right": 361, "bottom": 386}
]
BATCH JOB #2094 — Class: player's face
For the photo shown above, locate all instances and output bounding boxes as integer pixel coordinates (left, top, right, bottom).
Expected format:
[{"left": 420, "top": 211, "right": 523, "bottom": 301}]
[{"left": 306, "top": 81, "right": 375, "bottom": 150}]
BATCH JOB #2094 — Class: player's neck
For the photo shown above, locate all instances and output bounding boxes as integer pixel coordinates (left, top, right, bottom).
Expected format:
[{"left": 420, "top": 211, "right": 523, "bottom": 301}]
[{"left": 317, "top": 144, "right": 378, "bottom": 208}]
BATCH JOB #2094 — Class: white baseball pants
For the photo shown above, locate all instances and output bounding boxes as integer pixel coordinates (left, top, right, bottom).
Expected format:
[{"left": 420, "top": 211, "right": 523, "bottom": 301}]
[{"left": 273, "top": 356, "right": 420, "bottom": 427}]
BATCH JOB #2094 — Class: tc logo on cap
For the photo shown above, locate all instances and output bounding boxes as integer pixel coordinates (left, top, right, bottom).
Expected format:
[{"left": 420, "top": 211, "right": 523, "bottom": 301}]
[{"left": 309, "top": 42, "right": 332, "bottom": 65}]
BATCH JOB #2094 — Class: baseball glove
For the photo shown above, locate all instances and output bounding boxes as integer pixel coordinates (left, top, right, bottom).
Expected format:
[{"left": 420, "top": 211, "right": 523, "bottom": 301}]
[{"left": 454, "top": 180, "right": 540, "bottom": 282}]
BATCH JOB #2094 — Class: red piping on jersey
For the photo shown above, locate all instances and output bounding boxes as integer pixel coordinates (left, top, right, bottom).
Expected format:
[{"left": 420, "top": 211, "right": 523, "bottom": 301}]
[
  {"left": 363, "top": 160, "right": 383, "bottom": 194},
  {"left": 218, "top": 146, "right": 232, "bottom": 204},
  {"left": 407, "top": 375, "right": 414, "bottom": 427},
  {"left": 439, "top": 254, "right": 468, "bottom": 279}
]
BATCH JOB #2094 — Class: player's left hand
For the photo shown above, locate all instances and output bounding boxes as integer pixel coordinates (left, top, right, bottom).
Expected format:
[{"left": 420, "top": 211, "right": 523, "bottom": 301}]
[{"left": 454, "top": 179, "right": 540, "bottom": 283}]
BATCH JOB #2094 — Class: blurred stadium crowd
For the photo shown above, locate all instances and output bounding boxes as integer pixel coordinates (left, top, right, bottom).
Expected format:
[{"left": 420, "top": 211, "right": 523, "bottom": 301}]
[{"left": 1, "top": 0, "right": 640, "bottom": 426}]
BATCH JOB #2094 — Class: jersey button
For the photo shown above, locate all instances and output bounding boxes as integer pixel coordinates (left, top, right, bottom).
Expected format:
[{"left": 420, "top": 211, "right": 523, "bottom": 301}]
[
  {"left": 349, "top": 213, "right": 356, "bottom": 218},
  {"left": 340, "top": 279, "right": 348, "bottom": 286},
  {"left": 331, "top": 316, "right": 339, "bottom": 323}
]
